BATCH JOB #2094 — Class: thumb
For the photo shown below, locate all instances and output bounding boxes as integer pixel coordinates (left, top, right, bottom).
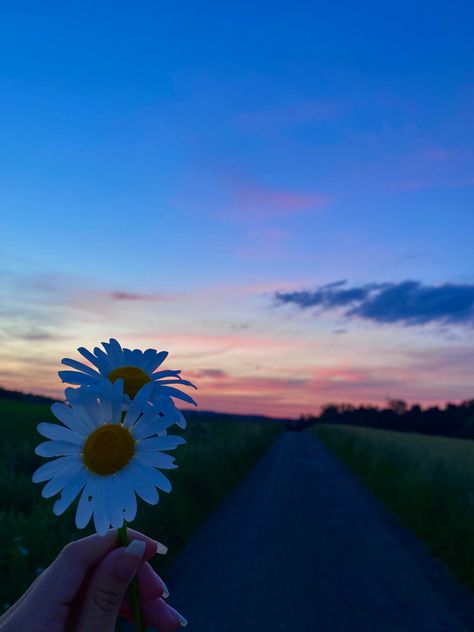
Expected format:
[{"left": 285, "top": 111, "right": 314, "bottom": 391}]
[{"left": 76, "top": 539, "right": 146, "bottom": 632}]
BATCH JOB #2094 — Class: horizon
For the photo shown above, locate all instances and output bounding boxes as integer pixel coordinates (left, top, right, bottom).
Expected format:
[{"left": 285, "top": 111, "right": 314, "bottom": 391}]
[
  {"left": 1, "top": 381, "right": 472, "bottom": 422},
  {"left": 1, "top": 2, "right": 473, "bottom": 417}
]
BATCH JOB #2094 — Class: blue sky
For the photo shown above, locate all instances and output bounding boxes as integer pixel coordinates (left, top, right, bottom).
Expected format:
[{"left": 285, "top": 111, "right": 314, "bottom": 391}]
[{"left": 1, "top": 1, "right": 473, "bottom": 416}]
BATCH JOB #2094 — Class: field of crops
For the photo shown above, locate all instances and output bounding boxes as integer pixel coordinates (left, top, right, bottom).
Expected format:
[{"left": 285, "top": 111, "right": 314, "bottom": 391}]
[
  {"left": 0, "top": 398, "right": 280, "bottom": 609},
  {"left": 314, "top": 424, "right": 474, "bottom": 591}
]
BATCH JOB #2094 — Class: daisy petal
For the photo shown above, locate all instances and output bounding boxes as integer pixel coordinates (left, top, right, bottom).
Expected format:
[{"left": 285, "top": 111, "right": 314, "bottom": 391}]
[
  {"left": 51, "top": 403, "right": 90, "bottom": 434},
  {"left": 110, "top": 467, "right": 137, "bottom": 523},
  {"left": 132, "top": 349, "right": 144, "bottom": 364},
  {"left": 131, "top": 414, "right": 173, "bottom": 440},
  {"left": 128, "top": 463, "right": 159, "bottom": 504},
  {"left": 93, "top": 479, "right": 110, "bottom": 535},
  {"left": 68, "top": 388, "right": 105, "bottom": 426},
  {"left": 135, "top": 381, "right": 155, "bottom": 402},
  {"left": 109, "top": 338, "right": 124, "bottom": 358},
  {"left": 123, "top": 383, "right": 154, "bottom": 428},
  {"left": 110, "top": 379, "right": 124, "bottom": 421},
  {"left": 174, "top": 408, "right": 187, "bottom": 429},
  {"left": 154, "top": 378, "right": 197, "bottom": 389},
  {"left": 76, "top": 480, "right": 97, "bottom": 529},
  {"left": 77, "top": 346, "right": 100, "bottom": 366},
  {"left": 61, "top": 358, "right": 101, "bottom": 378},
  {"left": 153, "top": 385, "right": 197, "bottom": 406},
  {"left": 134, "top": 452, "right": 177, "bottom": 469},
  {"left": 35, "top": 440, "right": 80, "bottom": 457},
  {"left": 133, "top": 461, "right": 172, "bottom": 493},
  {"left": 104, "top": 476, "right": 125, "bottom": 529},
  {"left": 33, "top": 456, "right": 78, "bottom": 483},
  {"left": 37, "top": 423, "right": 83, "bottom": 444},
  {"left": 41, "top": 461, "right": 82, "bottom": 498},
  {"left": 141, "top": 349, "right": 161, "bottom": 372},
  {"left": 138, "top": 435, "right": 186, "bottom": 452},
  {"left": 147, "top": 350, "right": 169, "bottom": 372},
  {"left": 53, "top": 471, "right": 87, "bottom": 516},
  {"left": 151, "top": 370, "right": 182, "bottom": 380},
  {"left": 122, "top": 479, "right": 137, "bottom": 522},
  {"left": 103, "top": 339, "right": 123, "bottom": 366},
  {"left": 97, "top": 387, "right": 113, "bottom": 423},
  {"left": 93, "top": 347, "right": 113, "bottom": 373},
  {"left": 58, "top": 370, "right": 100, "bottom": 386},
  {"left": 149, "top": 396, "right": 187, "bottom": 429}
]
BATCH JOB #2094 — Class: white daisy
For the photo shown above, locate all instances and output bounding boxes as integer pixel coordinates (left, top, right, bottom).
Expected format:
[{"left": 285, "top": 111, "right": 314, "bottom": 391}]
[
  {"left": 58, "top": 339, "right": 197, "bottom": 427},
  {"left": 32, "top": 379, "right": 186, "bottom": 535}
]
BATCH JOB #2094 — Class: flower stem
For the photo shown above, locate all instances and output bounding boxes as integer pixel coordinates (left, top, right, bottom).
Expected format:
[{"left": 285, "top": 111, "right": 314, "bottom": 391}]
[{"left": 118, "top": 522, "right": 145, "bottom": 632}]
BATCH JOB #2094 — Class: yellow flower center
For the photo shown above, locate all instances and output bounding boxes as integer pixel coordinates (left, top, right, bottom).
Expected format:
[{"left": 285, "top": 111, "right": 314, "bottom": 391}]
[
  {"left": 82, "top": 424, "right": 135, "bottom": 475},
  {"left": 108, "top": 366, "right": 152, "bottom": 399}
]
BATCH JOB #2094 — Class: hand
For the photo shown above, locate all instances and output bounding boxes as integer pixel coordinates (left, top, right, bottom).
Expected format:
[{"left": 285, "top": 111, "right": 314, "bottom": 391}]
[{"left": 0, "top": 529, "right": 187, "bottom": 631}]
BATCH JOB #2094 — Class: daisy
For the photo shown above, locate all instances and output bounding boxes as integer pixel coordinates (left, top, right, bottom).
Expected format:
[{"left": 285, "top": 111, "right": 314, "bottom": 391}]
[
  {"left": 32, "top": 379, "right": 186, "bottom": 535},
  {"left": 58, "top": 339, "right": 197, "bottom": 417}
]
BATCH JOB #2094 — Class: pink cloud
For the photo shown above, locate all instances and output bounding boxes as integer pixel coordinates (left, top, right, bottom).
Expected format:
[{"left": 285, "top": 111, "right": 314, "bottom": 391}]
[
  {"left": 3, "top": 356, "right": 474, "bottom": 419},
  {"left": 147, "top": 333, "right": 300, "bottom": 358},
  {"left": 231, "top": 180, "right": 329, "bottom": 218}
]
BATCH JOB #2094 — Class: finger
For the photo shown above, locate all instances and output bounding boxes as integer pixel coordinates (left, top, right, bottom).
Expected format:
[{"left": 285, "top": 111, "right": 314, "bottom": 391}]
[
  {"left": 121, "top": 597, "right": 187, "bottom": 630},
  {"left": 24, "top": 528, "right": 163, "bottom": 609},
  {"left": 137, "top": 562, "right": 169, "bottom": 600},
  {"left": 0, "top": 575, "right": 42, "bottom": 626},
  {"left": 119, "top": 563, "right": 168, "bottom": 621},
  {"left": 75, "top": 539, "right": 146, "bottom": 632}
]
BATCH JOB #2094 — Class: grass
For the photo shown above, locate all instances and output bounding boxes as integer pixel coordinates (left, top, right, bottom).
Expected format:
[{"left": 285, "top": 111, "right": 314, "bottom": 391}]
[
  {"left": 313, "top": 423, "right": 474, "bottom": 592},
  {"left": 0, "top": 398, "right": 280, "bottom": 609}
]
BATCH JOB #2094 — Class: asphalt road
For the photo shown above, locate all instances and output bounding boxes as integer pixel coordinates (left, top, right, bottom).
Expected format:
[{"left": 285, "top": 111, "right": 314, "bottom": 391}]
[{"left": 165, "top": 431, "right": 474, "bottom": 631}]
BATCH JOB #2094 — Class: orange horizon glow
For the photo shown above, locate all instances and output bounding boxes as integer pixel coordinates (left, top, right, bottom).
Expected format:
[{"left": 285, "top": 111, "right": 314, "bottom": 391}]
[
  {"left": 1, "top": 275, "right": 473, "bottom": 420},
  {"left": 1, "top": 360, "right": 472, "bottom": 420}
]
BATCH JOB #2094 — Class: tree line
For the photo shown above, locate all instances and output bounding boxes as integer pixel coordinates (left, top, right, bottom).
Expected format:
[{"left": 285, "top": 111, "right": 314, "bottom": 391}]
[{"left": 294, "top": 399, "right": 474, "bottom": 438}]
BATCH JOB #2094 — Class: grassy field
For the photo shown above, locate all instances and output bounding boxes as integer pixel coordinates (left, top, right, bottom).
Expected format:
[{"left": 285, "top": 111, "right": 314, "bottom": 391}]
[
  {"left": 314, "top": 424, "right": 474, "bottom": 592},
  {"left": 0, "top": 398, "right": 280, "bottom": 609}
]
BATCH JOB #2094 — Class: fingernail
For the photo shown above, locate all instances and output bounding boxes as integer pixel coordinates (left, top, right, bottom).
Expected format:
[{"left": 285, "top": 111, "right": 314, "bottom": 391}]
[
  {"left": 168, "top": 605, "right": 187, "bottom": 627},
  {"left": 115, "top": 540, "right": 146, "bottom": 580},
  {"left": 155, "top": 540, "right": 168, "bottom": 555},
  {"left": 162, "top": 580, "right": 170, "bottom": 599},
  {"left": 125, "top": 539, "right": 146, "bottom": 558},
  {"left": 177, "top": 611, "right": 188, "bottom": 627}
]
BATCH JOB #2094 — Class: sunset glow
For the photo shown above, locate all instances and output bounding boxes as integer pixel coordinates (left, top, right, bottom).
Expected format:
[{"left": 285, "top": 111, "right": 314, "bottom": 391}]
[{"left": 1, "top": 3, "right": 473, "bottom": 417}]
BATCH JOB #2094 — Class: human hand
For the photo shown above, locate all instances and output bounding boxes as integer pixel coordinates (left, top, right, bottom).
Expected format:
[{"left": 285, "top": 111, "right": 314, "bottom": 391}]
[{"left": 0, "top": 529, "right": 187, "bottom": 632}]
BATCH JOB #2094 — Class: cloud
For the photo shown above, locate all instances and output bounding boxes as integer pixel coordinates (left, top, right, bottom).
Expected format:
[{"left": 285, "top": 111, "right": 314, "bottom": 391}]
[
  {"left": 275, "top": 280, "right": 474, "bottom": 326},
  {"left": 230, "top": 180, "right": 328, "bottom": 218},
  {"left": 191, "top": 368, "right": 229, "bottom": 379},
  {"left": 20, "top": 331, "right": 58, "bottom": 341},
  {"left": 108, "top": 291, "right": 164, "bottom": 301}
]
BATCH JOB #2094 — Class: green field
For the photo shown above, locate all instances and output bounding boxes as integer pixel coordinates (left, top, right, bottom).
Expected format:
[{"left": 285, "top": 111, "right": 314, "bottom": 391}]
[
  {"left": 0, "top": 398, "right": 280, "bottom": 609},
  {"left": 314, "top": 424, "right": 474, "bottom": 591}
]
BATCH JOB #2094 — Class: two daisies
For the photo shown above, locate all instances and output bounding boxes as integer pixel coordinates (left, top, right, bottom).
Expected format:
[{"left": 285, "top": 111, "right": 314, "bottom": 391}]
[{"left": 33, "top": 339, "right": 196, "bottom": 535}]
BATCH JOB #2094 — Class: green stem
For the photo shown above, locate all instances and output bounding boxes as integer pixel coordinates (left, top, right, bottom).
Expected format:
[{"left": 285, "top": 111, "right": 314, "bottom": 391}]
[{"left": 118, "top": 522, "right": 145, "bottom": 632}]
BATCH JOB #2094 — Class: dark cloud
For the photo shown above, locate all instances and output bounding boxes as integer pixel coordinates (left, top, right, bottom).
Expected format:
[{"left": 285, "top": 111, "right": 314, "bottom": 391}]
[
  {"left": 193, "top": 369, "right": 229, "bottom": 379},
  {"left": 275, "top": 280, "right": 474, "bottom": 326},
  {"left": 109, "top": 291, "right": 163, "bottom": 301},
  {"left": 21, "top": 331, "right": 56, "bottom": 341}
]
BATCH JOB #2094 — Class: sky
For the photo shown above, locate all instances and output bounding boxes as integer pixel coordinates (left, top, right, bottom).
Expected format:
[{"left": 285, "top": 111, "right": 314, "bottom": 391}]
[{"left": 1, "top": 1, "right": 473, "bottom": 418}]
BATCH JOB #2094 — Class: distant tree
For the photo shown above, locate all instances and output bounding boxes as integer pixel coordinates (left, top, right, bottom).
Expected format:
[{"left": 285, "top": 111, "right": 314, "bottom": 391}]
[
  {"left": 306, "top": 397, "right": 474, "bottom": 440},
  {"left": 387, "top": 399, "right": 408, "bottom": 415}
]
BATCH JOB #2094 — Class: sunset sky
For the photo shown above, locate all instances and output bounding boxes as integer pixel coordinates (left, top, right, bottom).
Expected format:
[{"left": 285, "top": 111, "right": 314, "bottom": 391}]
[{"left": 1, "top": 2, "right": 473, "bottom": 417}]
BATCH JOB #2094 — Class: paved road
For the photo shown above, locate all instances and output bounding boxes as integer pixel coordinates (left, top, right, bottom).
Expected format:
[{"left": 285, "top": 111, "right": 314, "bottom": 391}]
[{"left": 166, "top": 431, "right": 474, "bottom": 631}]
